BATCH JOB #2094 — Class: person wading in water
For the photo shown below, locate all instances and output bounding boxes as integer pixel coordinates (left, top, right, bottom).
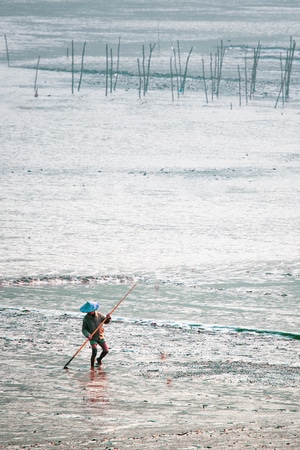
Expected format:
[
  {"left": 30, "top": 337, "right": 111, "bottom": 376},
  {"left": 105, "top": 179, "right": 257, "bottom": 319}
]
[{"left": 80, "top": 301, "right": 111, "bottom": 368}]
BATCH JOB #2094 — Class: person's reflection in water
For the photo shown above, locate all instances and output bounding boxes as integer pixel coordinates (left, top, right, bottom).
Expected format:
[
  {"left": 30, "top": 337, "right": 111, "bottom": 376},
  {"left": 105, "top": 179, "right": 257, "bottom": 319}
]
[{"left": 84, "top": 368, "right": 109, "bottom": 407}]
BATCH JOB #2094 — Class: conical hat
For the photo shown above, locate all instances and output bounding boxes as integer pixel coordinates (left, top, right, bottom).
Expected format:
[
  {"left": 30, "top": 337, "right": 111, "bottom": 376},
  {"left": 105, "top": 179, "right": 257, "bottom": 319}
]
[{"left": 79, "top": 301, "right": 99, "bottom": 313}]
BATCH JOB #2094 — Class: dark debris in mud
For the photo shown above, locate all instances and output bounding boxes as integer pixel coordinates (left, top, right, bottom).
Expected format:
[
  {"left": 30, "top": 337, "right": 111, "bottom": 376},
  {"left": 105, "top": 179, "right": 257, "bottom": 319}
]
[
  {"left": 137, "top": 358, "right": 300, "bottom": 388},
  {"left": 1, "top": 423, "right": 300, "bottom": 450}
]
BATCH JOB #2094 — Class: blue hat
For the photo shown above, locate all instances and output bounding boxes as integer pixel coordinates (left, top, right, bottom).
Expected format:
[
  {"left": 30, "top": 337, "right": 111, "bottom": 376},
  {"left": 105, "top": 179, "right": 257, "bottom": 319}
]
[{"left": 80, "top": 301, "right": 99, "bottom": 313}]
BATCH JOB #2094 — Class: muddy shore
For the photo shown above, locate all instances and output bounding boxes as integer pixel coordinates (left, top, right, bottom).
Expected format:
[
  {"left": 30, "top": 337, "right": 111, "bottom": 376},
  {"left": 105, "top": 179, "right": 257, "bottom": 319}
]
[{"left": 1, "top": 314, "right": 299, "bottom": 449}]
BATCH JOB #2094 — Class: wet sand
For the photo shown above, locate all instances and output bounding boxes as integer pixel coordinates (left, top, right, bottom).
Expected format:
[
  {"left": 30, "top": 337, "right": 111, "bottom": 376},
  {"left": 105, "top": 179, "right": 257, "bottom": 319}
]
[
  {"left": 3, "top": 425, "right": 298, "bottom": 449},
  {"left": 1, "top": 312, "right": 299, "bottom": 449}
]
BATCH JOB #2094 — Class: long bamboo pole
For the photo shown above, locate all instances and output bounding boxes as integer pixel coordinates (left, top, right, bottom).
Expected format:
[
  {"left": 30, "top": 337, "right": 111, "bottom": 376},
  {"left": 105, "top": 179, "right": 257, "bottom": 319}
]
[{"left": 63, "top": 282, "right": 138, "bottom": 369}]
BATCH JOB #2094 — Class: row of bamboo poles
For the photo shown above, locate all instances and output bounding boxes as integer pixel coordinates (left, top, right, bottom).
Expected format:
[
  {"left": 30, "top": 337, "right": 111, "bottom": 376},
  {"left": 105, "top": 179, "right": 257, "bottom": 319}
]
[{"left": 3, "top": 34, "right": 297, "bottom": 108}]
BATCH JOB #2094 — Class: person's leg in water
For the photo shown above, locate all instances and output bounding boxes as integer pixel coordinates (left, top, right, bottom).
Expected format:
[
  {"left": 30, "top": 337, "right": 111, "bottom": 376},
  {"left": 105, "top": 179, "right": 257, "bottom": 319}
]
[
  {"left": 91, "top": 344, "right": 97, "bottom": 368},
  {"left": 96, "top": 340, "right": 109, "bottom": 365}
]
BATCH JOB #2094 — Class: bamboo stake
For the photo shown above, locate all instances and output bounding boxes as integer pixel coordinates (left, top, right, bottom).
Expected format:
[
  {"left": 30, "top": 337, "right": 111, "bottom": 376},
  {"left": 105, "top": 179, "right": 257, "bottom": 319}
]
[
  {"left": 244, "top": 50, "right": 248, "bottom": 104},
  {"left": 105, "top": 44, "right": 109, "bottom": 96},
  {"left": 275, "top": 37, "right": 296, "bottom": 108},
  {"left": 285, "top": 36, "right": 296, "bottom": 99},
  {"left": 280, "top": 52, "right": 284, "bottom": 94},
  {"left": 238, "top": 65, "right": 242, "bottom": 107},
  {"left": 177, "top": 40, "right": 182, "bottom": 88},
  {"left": 142, "top": 45, "right": 146, "bottom": 95},
  {"left": 180, "top": 46, "right": 193, "bottom": 94},
  {"left": 34, "top": 56, "right": 40, "bottom": 96},
  {"left": 113, "top": 36, "right": 121, "bottom": 91},
  {"left": 78, "top": 41, "right": 86, "bottom": 92},
  {"left": 172, "top": 47, "right": 180, "bottom": 98},
  {"left": 250, "top": 41, "right": 261, "bottom": 99},
  {"left": 216, "top": 40, "right": 225, "bottom": 97},
  {"left": 278, "top": 52, "right": 285, "bottom": 106},
  {"left": 202, "top": 58, "right": 208, "bottom": 104},
  {"left": 110, "top": 47, "right": 113, "bottom": 93},
  {"left": 170, "top": 56, "right": 174, "bottom": 102},
  {"left": 213, "top": 52, "right": 217, "bottom": 93},
  {"left": 145, "top": 43, "right": 156, "bottom": 94},
  {"left": 71, "top": 40, "right": 74, "bottom": 94},
  {"left": 275, "top": 56, "right": 288, "bottom": 108},
  {"left": 137, "top": 58, "right": 142, "bottom": 99},
  {"left": 275, "top": 76, "right": 285, "bottom": 108},
  {"left": 157, "top": 20, "right": 160, "bottom": 54},
  {"left": 214, "top": 50, "right": 218, "bottom": 97},
  {"left": 4, "top": 34, "right": 10, "bottom": 67},
  {"left": 210, "top": 53, "right": 214, "bottom": 101},
  {"left": 63, "top": 282, "right": 138, "bottom": 369}
]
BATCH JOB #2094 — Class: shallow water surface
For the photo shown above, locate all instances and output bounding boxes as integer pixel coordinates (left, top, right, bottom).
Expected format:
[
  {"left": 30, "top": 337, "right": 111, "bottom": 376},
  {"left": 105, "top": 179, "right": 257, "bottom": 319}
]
[{"left": 1, "top": 0, "right": 300, "bottom": 447}]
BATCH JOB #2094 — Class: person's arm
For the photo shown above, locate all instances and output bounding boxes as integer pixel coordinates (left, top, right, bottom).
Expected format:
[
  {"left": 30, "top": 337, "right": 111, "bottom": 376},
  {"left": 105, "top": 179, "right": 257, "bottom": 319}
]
[
  {"left": 98, "top": 311, "right": 111, "bottom": 324},
  {"left": 82, "top": 316, "right": 92, "bottom": 339}
]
